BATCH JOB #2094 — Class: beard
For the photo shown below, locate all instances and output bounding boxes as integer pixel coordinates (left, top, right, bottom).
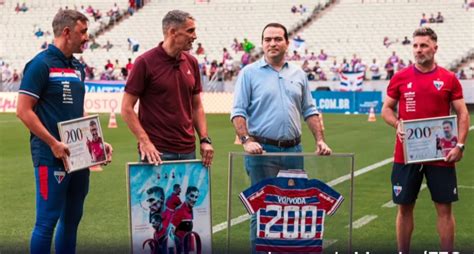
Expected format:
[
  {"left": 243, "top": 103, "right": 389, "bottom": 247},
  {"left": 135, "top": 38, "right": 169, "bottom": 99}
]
[{"left": 415, "top": 54, "right": 433, "bottom": 65}]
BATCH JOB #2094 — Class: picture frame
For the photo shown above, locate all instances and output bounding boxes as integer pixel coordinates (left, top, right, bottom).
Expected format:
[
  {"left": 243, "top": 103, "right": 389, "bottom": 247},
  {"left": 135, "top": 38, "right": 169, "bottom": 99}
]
[
  {"left": 57, "top": 114, "right": 107, "bottom": 172},
  {"left": 401, "top": 115, "right": 458, "bottom": 164},
  {"left": 126, "top": 160, "right": 213, "bottom": 254}
]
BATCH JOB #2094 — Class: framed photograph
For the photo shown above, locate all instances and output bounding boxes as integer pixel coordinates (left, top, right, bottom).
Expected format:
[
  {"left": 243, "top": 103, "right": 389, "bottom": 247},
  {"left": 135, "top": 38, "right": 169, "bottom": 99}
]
[
  {"left": 127, "top": 161, "right": 212, "bottom": 254},
  {"left": 57, "top": 115, "right": 107, "bottom": 172},
  {"left": 402, "top": 115, "right": 458, "bottom": 164}
]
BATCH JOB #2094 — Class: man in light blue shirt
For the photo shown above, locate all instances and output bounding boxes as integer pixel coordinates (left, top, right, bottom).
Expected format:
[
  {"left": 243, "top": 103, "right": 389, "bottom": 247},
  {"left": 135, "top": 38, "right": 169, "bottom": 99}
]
[{"left": 231, "top": 22, "right": 331, "bottom": 253}]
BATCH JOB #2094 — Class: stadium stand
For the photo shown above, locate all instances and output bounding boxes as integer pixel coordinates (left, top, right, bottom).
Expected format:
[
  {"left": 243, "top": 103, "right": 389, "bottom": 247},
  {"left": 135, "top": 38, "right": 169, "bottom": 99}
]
[
  {"left": 0, "top": 0, "right": 131, "bottom": 72},
  {"left": 0, "top": 0, "right": 472, "bottom": 84},
  {"left": 79, "top": 0, "right": 323, "bottom": 74},
  {"left": 296, "top": 0, "right": 474, "bottom": 79}
]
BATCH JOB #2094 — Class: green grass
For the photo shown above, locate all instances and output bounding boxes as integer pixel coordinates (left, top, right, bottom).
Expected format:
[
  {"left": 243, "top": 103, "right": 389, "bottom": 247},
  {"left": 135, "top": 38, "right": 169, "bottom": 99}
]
[{"left": 1, "top": 113, "right": 473, "bottom": 253}]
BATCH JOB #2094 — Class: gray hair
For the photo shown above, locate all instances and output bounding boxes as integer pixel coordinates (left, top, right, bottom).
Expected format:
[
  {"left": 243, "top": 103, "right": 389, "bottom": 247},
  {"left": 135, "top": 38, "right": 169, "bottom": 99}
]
[
  {"left": 162, "top": 10, "right": 194, "bottom": 36},
  {"left": 413, "top": 27, "right": 437, "bottom": 42},
  {"left": 52, "top": 10, "right": 88, "bottom": 37}
]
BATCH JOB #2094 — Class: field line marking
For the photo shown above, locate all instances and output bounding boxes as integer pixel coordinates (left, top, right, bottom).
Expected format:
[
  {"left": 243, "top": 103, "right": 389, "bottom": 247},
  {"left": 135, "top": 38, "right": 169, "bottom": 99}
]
[
  {"left": 326, "top": 158, "right": 393, "bottom": 186},
  {"left": 0, "top": 120, "right": 19, "bottom": 123},
  {"left": 323, "top": 239, "right": 338, "bottom": 248},
  {"left": 212, "top": 157, "right": 393, "bottom": 234},
  {"left": 458, "top": 185, "right": 474, "bottom": 189},
  {"left": 212, "top": 214, "right": 250, "bottom": 234},
  {"left": 347, "top": 215, "right": 378, "bottom": 229}
]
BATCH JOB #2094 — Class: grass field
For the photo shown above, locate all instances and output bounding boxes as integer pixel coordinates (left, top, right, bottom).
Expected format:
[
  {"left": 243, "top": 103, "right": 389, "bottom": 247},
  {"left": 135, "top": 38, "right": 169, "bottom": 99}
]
[{"left": 1, "top": 113, "right": 473, "bottom": 253}]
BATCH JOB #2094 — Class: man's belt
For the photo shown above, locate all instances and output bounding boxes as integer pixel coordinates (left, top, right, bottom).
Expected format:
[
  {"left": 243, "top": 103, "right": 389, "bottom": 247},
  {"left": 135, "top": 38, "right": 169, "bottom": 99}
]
[{"left": 251, "top": 136, "right": 301, "bottom": 148}]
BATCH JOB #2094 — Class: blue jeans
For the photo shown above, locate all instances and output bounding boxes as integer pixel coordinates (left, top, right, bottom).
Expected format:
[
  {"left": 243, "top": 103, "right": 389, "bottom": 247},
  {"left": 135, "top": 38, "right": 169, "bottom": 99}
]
[
  {"left": 31, "top": 166, "right": 89, "bottom": 254},
  {"left": 140, "top": 151, "right": 196, "bottom": 162},
  {"left": 244, "top": 144, "right": 304, "bottom": 254}
]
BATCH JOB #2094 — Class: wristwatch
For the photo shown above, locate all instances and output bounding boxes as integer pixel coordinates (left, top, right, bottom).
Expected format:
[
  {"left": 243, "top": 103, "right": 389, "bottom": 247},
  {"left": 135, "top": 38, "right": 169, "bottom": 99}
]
[
  {"left": 240, "top": 135, "right": 251, "bottom": 144},
  {"left": 200, "top": 137, "right": 212, "bottom": 145},
  {"left": 456, "top": 143, "right": 465, "bottom": 152}
]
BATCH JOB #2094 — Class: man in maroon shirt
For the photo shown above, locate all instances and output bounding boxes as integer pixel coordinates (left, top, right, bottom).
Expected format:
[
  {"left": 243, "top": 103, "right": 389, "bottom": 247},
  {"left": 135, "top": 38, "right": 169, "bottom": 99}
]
[
  {"left": 121, "top": 10, "right": 213, "bottom": 166},
  {"left": 382, "top": 27, "right": 469, "bottom": 253}
]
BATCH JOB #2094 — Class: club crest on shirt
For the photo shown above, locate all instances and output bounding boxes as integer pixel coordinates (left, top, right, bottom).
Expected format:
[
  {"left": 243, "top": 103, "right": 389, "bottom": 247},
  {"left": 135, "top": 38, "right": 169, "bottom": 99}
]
[
  {"left": 433, "top": 80, "right": 444, "bottom": 91},
  {"left": 288, "top": 179, "right": 295, "bottom": 187},
  {"left": 407, "top": 82, "right": 412, "bottom": 89},
  {"left": 393, "top": 185, "right": 402, "bottom": 196},
  {"left": 54, "top": 171, "right": 66, "bottom": 184}
]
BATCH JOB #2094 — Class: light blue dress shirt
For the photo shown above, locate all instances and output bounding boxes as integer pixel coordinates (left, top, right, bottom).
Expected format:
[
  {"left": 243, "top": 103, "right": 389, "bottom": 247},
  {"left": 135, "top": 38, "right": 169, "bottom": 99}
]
[{"left": 231, "top": 58, "right": 319, "bottom": 140}]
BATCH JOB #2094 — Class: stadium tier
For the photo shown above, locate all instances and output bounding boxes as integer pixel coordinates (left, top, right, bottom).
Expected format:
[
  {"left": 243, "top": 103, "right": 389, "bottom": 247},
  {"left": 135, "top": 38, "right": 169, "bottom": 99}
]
[
  {"left": 298, "top": 0, "right": 474, "bottom": 79},
  {"left": 0, "top": 0, "right": 131, "bottom": 71},
  {"left": 0, "top": 0, "right": 472, "bottom": 80}
]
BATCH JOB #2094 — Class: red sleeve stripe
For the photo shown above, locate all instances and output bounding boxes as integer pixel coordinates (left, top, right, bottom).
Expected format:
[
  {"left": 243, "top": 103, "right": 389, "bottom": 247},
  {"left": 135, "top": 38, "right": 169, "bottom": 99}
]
[{"left": 39, "top": 166, "right": 48, "bottom": 200}]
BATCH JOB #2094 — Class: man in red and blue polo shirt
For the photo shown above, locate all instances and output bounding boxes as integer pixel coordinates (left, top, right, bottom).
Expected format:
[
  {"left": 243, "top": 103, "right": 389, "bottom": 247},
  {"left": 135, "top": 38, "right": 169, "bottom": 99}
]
[
  {"left": 16, "top": 10, "right": 112, "bottom": 254},
  {"left": 382, "top": 27, "right": 470, "bottom": 253}
]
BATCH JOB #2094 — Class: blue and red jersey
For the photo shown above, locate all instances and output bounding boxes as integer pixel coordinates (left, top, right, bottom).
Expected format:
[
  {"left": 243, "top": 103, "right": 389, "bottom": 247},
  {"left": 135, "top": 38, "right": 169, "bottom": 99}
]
[
  {"left": 19, "top": 44, "right": 85, "bottom": 167},
  {"left": 240, "top": 170, "right": 344, "bottom": 253}
]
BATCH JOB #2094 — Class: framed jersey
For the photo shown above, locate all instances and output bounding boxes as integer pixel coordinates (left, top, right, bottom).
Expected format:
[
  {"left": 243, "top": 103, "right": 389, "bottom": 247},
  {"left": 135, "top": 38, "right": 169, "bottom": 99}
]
[
  {"left": 401, "top": 115, "right": 458, "bottom": 164},
  {"left": 57, "top": 114, "right": 107, "bottom": 172},
  {"left": 239, "top": 170, "right": 344, "bottom": 253},
  {"left": 127, "top": 161, "right": 212, "bottom": 254}
]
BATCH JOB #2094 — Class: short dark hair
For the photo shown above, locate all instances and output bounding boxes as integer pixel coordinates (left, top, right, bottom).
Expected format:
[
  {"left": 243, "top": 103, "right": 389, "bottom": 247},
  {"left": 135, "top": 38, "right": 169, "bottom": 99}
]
[
  {"left": 162, "top": 10, "right": 194, "bottom": 35},
  {"left": 89, "top": 120, "right": 97, "bottom": 127},
  {"left": 442, "top": 120, "right": 453, "bottom": 127},
  {"left": 413, "top": 27, "right": 437, "bottom": 42},
  {"left": 186, "top": 186, "right": 199, "bottom": 195},
  {"left": 52, "top": 10, "right": 88, "bottom": 37},
  {"left": 261, "top": 23, "right": 288, "bottom": 42},
  {"left": 146, "top": 186, "right": 164, "bottom": 197},
  {"left": 173, "top": 184, "right": 180, "bottom": 190}
]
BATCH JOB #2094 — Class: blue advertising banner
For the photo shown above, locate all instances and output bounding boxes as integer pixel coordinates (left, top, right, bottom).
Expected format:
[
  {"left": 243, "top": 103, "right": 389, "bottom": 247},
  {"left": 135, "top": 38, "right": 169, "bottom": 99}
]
[
  {"left": 127, "top": 161, "right": 212, "bottom": 254},
  {"left": 311, "top": 91, "right": 382, "bottom": 114},
  {"left": 85, "top": 81, "right": 125, "bottom": 93}
]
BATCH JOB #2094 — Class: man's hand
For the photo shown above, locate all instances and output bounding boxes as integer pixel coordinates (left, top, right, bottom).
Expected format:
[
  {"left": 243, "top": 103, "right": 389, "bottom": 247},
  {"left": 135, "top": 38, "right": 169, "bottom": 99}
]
[
  {"left": 200, "top": 143, "right": 214, "bottom": 167},
  {"left": 139, "top": 140, "right": 162, "bottom": 165},
  {"left": 50, "top": 141, "right": 70, "bottom": 170},
  {"left": 104, "top": 142, "right": 113, "bottom": 165},
  {"left": 445, "top": 147, "right": 463, "bottom": 163},
  {"left": 316, "top": 141, "right": 332, "bottom": 155},
  {"left": 243, "top": 141, "right": 264, "bottom": 154},
  {"left": 396, "top": 121, "right": 405, "bottom": 143}
]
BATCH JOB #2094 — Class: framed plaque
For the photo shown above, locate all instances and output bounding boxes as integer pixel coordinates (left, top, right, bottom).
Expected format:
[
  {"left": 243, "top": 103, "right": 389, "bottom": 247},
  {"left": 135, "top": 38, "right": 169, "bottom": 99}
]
[
  {"left": 127, "top": 161, "right": 212, "bottom": 254},
  {"left": 57, "top": 115, "right": 107, "bottom": 172},
  {"left": 402, "top": 115, "right": 458, "bottom": 164}
]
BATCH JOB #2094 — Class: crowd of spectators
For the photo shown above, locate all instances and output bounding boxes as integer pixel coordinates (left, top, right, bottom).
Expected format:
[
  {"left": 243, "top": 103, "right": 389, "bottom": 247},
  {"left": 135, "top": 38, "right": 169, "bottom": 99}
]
[
  {"left": 1, "top": 63, "right": 20, "bottom": 84},
  {"left": 14, "top": 2, "right": 28, "bottom": 13},
  {"left": 291, "top": 4, "right": 307, "bottom": 15},
  {"left": 283, "top": 49, "right": 422, "bottom": 81},
  {"left": 419, "top": 12, "right": 444, "bottom": 26},
  {"left": 6, "top": 1, "right": 473, "bottom": 86}
]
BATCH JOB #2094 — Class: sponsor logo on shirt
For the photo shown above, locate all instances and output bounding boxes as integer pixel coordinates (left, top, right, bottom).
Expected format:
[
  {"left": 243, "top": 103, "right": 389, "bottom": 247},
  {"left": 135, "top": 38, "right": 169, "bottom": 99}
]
[
  {"left": 407, "top": 82, "right": 412, "bottom": 89},
  {"left": 404, "top": 91, "right": 416, "bottom": 112},
  {"left": 277, "top": 196, "right": 307, "bottom": 205},
  {"left": 249, "top": 189, "right": 264, "bottom": 201},
  {"left": 319, "top": 192, "right": 335, "bottom": 203}
]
